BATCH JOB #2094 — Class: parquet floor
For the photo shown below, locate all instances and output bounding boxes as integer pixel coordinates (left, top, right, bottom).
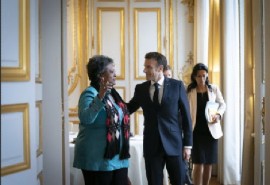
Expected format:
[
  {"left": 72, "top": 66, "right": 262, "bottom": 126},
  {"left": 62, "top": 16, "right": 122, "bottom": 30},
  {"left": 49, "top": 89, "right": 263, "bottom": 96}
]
[
  {"left": 209, "top": 177, "right": 221, "bottom": 185},
  {"left": 183, "top": 176, "right": 221, "bottom": 185}
]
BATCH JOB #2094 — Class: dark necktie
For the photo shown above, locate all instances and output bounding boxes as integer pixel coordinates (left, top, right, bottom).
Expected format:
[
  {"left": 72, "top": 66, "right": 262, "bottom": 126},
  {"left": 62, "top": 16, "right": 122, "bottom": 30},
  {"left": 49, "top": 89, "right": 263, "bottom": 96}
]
[{"left": 153, "top": 83, "right": 159, "bottom": 108}]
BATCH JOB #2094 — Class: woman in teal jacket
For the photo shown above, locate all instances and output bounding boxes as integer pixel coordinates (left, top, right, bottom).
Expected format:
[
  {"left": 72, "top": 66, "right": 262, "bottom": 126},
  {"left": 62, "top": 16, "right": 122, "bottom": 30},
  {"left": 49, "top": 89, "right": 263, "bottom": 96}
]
[{"left": 73, "top": 55, "right": 130, "bottom": 185}]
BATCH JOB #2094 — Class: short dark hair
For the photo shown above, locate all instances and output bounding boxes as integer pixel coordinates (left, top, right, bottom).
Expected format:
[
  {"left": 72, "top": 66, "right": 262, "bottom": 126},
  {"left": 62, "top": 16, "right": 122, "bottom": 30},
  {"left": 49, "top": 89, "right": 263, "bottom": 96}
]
[
  {"left": 87, "top": 55, "right": 113, "bottom": 89},
  {"left": 145, "top": 52, "right": 167, "bottom": 69},
  {"left": 163, "top": 65, "right": 171, "bottom": 72}
]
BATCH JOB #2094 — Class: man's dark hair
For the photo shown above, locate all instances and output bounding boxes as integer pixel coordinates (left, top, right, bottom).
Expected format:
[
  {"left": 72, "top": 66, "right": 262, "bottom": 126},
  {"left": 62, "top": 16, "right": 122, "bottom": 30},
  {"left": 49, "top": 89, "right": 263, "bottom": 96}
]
[
  {"left": 145, "top": 52, "right": 167, "bottom": 69},
  {"left": 164, "top": 65, "right": 172, "bottom": 72}
]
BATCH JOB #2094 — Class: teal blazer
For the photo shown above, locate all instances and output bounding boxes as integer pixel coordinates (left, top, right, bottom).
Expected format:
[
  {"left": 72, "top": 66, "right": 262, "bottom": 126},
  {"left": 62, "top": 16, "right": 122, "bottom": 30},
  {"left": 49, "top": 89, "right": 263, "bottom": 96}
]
[{"left": 73, "top": 86, "right": 129, "bottom": 171}]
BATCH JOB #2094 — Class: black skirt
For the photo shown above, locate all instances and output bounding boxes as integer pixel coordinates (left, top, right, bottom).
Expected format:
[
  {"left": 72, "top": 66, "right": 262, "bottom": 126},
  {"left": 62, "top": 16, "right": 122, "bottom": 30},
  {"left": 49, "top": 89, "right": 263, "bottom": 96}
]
[{"left": 192, "top": 131, "right": 218, "bottom": 164}]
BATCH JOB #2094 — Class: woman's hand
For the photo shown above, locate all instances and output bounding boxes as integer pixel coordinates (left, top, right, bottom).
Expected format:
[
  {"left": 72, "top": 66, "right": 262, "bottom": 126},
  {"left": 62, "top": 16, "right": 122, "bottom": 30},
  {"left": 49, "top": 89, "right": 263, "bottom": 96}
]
[
  {"left": 98, "top": 77, "right": 114, "bottom": 99},
  {"left": 211, "top": 114, "right": 221, "bottom": 123}
]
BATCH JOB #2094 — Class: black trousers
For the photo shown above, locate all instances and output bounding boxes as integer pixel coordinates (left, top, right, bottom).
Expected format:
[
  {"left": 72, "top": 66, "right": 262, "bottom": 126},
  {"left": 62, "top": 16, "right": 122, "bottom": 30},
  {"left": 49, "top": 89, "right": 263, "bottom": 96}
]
[
  {"left": 144, "top": 153, "right": 185, "bottom": 185},
  {"left": 82, "top": 168, "right": 128, "bottom": 185}
]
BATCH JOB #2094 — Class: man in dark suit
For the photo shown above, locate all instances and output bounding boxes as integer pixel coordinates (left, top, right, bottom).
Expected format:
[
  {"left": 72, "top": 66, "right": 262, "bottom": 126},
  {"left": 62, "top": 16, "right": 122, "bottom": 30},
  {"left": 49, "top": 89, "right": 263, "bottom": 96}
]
[{"left": 127, "top": 52, "right": 192, "bottom": 185}]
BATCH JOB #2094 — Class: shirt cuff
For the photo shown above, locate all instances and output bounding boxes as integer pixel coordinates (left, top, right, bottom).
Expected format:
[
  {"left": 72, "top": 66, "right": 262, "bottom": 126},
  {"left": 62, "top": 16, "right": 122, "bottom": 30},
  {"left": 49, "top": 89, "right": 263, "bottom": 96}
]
[{"left": 184, "top": 146, "right": 192, "bottom": 149}]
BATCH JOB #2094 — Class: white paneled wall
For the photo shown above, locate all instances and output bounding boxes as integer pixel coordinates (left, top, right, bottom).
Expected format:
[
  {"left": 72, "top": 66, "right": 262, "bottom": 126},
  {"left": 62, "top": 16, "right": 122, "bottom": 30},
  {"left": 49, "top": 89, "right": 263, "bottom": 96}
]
[{"left": 1, "top": 0, "right": 41, "bottom": 184}]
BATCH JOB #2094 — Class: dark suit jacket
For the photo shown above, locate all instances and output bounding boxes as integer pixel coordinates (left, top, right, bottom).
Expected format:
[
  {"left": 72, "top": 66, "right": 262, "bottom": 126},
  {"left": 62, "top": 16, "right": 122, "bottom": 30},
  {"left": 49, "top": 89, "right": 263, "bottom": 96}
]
[{"left": 127, "top": 77, "right": 192, "bottom": 157}]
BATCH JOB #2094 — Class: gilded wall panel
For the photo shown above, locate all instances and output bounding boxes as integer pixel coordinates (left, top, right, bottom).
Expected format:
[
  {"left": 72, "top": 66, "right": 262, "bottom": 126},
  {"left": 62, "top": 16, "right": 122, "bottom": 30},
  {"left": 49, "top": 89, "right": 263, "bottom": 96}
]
[
  {"left": 1, "top": 0, "right": 30, "bottom": 81},
  {"left": 134, "top": 8, "right": 161, "bottom": 79},
  {"left": 134, "top": 110, "right": 144, "bottom": 135},
  {"left": 97, "top": 8, "right": 125, "bottom": 79},
  {"left": 1, "top": 103, "right": 30, "bottom": 176},
  {"left": 115, "top": 86, "right": 126, "bottom": 101}
]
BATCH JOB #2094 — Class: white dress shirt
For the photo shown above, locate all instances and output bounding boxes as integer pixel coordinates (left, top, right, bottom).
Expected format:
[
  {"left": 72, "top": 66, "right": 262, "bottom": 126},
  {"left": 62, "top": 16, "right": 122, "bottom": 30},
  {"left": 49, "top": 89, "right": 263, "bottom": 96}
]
[{"left": 150, "top": 75, "right": 165, "bottom": 103}]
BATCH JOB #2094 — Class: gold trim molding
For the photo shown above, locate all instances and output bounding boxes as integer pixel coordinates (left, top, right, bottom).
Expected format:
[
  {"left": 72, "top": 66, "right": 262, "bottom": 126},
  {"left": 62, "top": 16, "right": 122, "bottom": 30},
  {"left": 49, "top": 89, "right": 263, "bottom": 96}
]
[
  {"left": 37, "top": 171, "right": 44, "bottom": 185},
  {"left": 71, "top": 120, "right": 80, "bottom": 124},
  {"left": 134, "top": 110, "right": 143, "bottom": 135},
  {"left": 68, "top": 0, "right": 89, "bottom": 95},
  {"left": 1, "top": 103, "right": 30, "bottom": 176},
  {"left": 69, "top": 107, "right": 78, "bottom": 117},
  {"left": 80, "top": 0, "right": 89, "bottom": 91},
  {"left": 98, "top": 0, "right": 125, "bottom": 1},
  {"left": 169, "top": 0, "right": 174, "bottom": 68},
  {"left": 208, "top": 0, "right": 221, "bottom": 86},
  {"left": 115, "top": 86, "right": 126, "bottom": 101},
  {"left": 68, "top": 65, "right": 80, "bottom": 95},
  {"left": 135, "top": 0, "right": 161, "bottom": 2},
  {"left": 1, "top": 0, "right": 30, "bottom": 81},
  {"left": 36, "top": 101, "right": 43, "bottom": 157}
]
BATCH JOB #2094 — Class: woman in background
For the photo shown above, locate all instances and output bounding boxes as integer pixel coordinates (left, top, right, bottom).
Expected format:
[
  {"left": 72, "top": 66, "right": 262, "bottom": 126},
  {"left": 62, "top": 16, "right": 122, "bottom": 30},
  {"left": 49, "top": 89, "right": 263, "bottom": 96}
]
[
  {"left": 187, "top": 63, "right": 226, "bottom": 185},
  {"left": 73, "top": 55, "right": 130, "bottom": 185},
  {"left": 163, "top": 64, "right": 172, "bottom": 78}
]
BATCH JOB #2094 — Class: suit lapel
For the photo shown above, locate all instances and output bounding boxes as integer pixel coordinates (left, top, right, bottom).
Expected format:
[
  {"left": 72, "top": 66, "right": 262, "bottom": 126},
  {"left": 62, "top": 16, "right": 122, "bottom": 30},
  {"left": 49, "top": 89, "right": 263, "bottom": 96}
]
[
  {"left": 144, "top": 81, "right": 152, "bottom": 104},
  {"left": 207, "top": 85, "right": 215, "bottom": 102},
  {"left": 161, "top": 78, "right": 170, "bottom": 105}
]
